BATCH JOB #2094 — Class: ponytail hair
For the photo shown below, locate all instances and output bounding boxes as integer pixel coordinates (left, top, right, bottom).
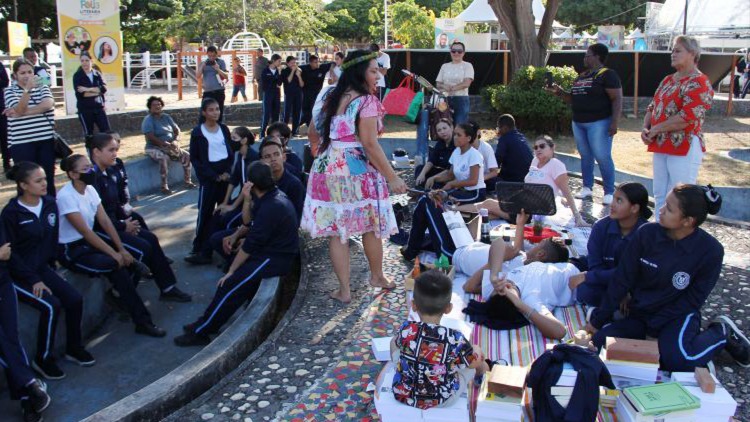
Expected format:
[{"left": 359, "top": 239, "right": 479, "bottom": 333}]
[
  {"left": 7, "top": 161, "right": 43, "bottom": 196},
  {"left": 456, "top": 122, "right": 479, "bottom": 143},
  {"left": 60, "top": 154, "right": 87, "bottom": 175},
  {"left": 672, "top": 184, "right": 722, "bottom": 227},
  {"left": 467, "top": 120, "right": 481, "bottom": 141},
  {"left": 618, "top": 182, "right": 653, "bottom": 220}
]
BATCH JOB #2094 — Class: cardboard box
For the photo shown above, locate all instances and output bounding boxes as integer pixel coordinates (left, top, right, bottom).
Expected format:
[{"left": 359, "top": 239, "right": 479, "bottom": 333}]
[{"left": 487, "top": 365, "right": 527, "bottom": 398}]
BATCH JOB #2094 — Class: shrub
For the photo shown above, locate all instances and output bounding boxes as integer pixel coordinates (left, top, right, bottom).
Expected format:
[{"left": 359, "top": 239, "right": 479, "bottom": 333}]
[{"left": 482, "top": 65, "right": 578, "bottom": 134}]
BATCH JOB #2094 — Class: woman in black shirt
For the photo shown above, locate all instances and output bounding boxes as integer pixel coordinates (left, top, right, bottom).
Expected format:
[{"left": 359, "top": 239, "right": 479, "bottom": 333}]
[{"left": 415, "top": 118, "right": 455, "bottom": 188}]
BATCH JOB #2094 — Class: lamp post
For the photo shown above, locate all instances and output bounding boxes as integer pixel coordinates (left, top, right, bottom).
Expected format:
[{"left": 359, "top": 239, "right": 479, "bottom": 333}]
[
  {"left": 384, "top": 0, "right": 388, "bottom": 47},
  {"left": 682, "top": 0, "right": 688, "bottom": 35},
  {"left": 243, "top": 0, "right": 247, "bottom": 32}
]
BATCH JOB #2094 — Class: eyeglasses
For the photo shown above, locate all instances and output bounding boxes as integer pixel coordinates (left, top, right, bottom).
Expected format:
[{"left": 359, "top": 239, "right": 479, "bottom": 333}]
[
  {"left": 450, "top": 49, "right": 464, "bottom": 54},
  {"left": 533, "top": 144, "right": 548, "bottom": 150}
]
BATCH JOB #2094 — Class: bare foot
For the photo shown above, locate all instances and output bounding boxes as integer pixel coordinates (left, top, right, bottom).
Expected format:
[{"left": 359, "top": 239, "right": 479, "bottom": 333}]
[
  {"left": 370, "top": 275, "right": 396, "bottom": 290},
  {"left": 330, "top": 289, "right": 352, "bottom": 303}
]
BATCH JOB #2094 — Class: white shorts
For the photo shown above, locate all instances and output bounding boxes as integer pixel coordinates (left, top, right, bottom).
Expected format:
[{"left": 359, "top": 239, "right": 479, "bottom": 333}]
[{"left": 453, "top": 242, "right": 491, "bottom": 277}]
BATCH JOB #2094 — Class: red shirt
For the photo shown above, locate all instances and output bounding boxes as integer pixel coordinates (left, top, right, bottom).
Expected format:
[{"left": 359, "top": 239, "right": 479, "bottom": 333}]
[
  {"left": 233, "top": 65, "right": 246, "bottom": 86},
  {"left": 647, "top": 72, "right": 713, "bottom": 156}
]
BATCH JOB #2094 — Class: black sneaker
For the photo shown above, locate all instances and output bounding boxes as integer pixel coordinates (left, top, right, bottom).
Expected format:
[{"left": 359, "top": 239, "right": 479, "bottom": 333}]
[
  {"left": 135, "top": 323, "right": 167, "bottom": 338},
  {"left": 183, "top": 321, "right": 199, "bottom": 333},
  {"left": 31, "top": 357, "right": 65, "bottom": 380},
  {"left": 400, "top": 246, "right": 418, "bottom": 262},
  {"left": 714, "top": 315, "right": 750, "bottom": 367},
  {"left": 160, "top": 287, "right": 192, "bottom": 303},
  {"left": 184, "top": 252, "right": 212, "bottom": 265},
  {"left": 104, "top": 289, "right": 129, "bottom": 317},
  {"left": 65, "top": 347, "right": 96, "bottom": 367},
  {"left": 174, "top": 332, "right": 211, "bottom": 347},
  {"left": 26, "top": 379, "right": 51, "bottom": 413},
  {"left": 21, "top": 400, "right": 43, "bottom": 422}
]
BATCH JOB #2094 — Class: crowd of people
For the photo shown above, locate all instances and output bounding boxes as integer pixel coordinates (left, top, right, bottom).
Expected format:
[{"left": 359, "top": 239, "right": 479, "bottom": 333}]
[{"left": 0, "top": 34, "right": 745, "bottom": 420}]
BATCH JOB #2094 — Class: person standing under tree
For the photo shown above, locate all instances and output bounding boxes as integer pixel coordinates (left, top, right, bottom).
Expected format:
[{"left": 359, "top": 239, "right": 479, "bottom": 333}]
[
  {"left": 280, "top": 56, "right": 304, "bottom": 137},
  {"left": 73, "top": 52, "right": 110, "bottom": 140},
  {"left": 231, "top": 57, "right": 248, "bottom": 103},
  {"left": 198, "top": 46, "right": 228, "bottom": 123},
  {"left": 436, "top": 41, "right": 474, "bottom": 125},
  {"left": 253, "top": 48, "right": 269, "bottom": 101},
  {"left": 260, "top": 54, "right": 282, "bottom": 137},
  {"left": 300, "top": 55, "right": 333, "bottom": 128}
]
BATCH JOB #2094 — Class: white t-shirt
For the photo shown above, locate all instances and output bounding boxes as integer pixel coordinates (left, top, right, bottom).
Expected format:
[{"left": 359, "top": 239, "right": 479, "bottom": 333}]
[
  {"left": 453, "top": 242, "right": 525, "bottom": 278},
  {"left": 475, "top": 140, "right": 498, "bottom": 174},
  {"left": 449, "top": 147, "right": 485, "bottom": 191},
  {"left": 19, "top": 199, "right": 43, "bottom": 218},
  {"left": 481, "top": 262, "right": 580, "bottom": 313},
  {"left": 202, "top": 124, "right": 229, "bottom": 162},
  {"left": 57, "top": 182, "right": 102, "bottom": 244},
  {"left": 524, "top": 157, "right": 567, "bottom": 197},
  {"left": 376, "top": 52, "right": 390, "bottom": 88},
  {"left": 436, "top": 61, "right": 475, "bottom": 97}
]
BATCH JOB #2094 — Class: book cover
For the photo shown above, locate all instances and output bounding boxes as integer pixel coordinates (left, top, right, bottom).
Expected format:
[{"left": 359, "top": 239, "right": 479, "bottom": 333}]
[
  {"left": 488, "top": 365, "right": 527, "bottom": 397},
  {"left": 605, "top": 337, "right": 660, "bottom": 364},
  {"left": 623, "top": 382, "right": 700, "bottom": 416}
]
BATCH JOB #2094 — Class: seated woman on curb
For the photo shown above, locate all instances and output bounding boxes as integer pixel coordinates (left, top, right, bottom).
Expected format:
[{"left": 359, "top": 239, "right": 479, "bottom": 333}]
[
  {"left": 453, "top": 135, "right": 589, "bottom": 228},
  {"left": 569, "top": 182, "right": 651, "bottom": 311},
  {"left": 1, "top": 162, "right": 95, "bottom": 381},
  {"left": 587, "top": 184, "right": 750, "bottom": 371},
  {"left": 424, "top": 122, "right": 486, "bottom": 204},
  {"left": 214, "top": 126, "right": 259, "bottom": 232},
  {"left": 415, "top": 118, "right": 455, "bottom": 188},
  {"left": 88, "top": 133, "right": 192, "bottom": 303},
  {"left": 55, "top": 154, "right": 166, "bottom": 337}
]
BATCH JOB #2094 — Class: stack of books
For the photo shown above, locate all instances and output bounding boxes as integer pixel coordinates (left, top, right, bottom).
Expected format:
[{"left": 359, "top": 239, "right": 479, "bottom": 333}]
[
  {"left": 601, "top": 337, "right": 660, "bottom": 387},
  {"left": 374, "top": 365, "right": 470, "bottom": 422},
  {"left": 599, "top": 387, "right": 620, "bottom": 408},
  {"left": 671, "top": 371, "right": 738, "bottom": 421},
  {"left": 616, "top": 382, "right": 700, "bottom": 422},
  {"left": 475, "top": 365, "right": 526, "bottom": 421}
]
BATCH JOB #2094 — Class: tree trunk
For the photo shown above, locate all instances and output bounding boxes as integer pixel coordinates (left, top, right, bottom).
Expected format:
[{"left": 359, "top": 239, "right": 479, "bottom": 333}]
[{"left": 488, "top": 0, "right": 561, "bottom": 72}]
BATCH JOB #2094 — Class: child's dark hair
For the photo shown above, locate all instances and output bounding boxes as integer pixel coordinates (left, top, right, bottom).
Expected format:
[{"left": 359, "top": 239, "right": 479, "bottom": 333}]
[
  {"left": 259, "top": 136, "right": 284, "bottom": 155},
  {"left": 247, "top": 161, "right": 275, "bottom": 191},
  {"left": 232, "top": 126, "right": 255, "bottom": 145},
  {"left": 60, "top": 154, "right": 87, "bottom": 174},
  {"left": 147, "top": 96, "right": 164, "bottom": 109},
  {"left": 413, "top": 270, "right": 452, "bottom": 316},
  {"left": 7, "top": 162, "right": 43, "bottom": 195},
  {"left": 456, "top": 122, "right": 479, "bottom": 143},
  {"left": 286, "top": 55, "right": 296, "bottom": 63},
  {"left": 467, "top": 120, "right": 481, "bottom": 141},
  {"left": 496, "top": 114, "right": 516, "bottom": 130},
  {"left": 618, "top": 182, "right": 653, "bottom": 220},
  {"left": 672, "top": 184, "right": 722, "bottom": 227},
  {"left": 543, "top": 238, "right": 569, "bottom": 263},
  {"left": 266, "top": 122, "right": 291, "bottom": 143},
  {"left": 87, "top": 132, "right": 116, "bottom": 152},
  {"left": 201, "top": 97, "right": 219, "bottom": 111}
]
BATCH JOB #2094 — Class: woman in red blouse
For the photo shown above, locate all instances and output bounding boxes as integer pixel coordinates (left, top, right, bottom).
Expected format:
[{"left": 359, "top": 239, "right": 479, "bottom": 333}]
[{"left": 641, "top": 35, "right": 713, "bottom": 220}]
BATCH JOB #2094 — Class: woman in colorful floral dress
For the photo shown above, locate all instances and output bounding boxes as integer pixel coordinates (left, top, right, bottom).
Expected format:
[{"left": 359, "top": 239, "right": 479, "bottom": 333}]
[
  {"left": 641, "top": 35, "right": 713, "bottom": 220},
  {"left": 301, "top": 50, "right": 407, "bottom": 303}
]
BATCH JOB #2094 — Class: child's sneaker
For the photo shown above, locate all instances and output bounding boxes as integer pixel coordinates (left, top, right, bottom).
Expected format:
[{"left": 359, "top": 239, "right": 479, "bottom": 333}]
[{"left": 711, "top": 315, "right": 750, "bottom": 367}]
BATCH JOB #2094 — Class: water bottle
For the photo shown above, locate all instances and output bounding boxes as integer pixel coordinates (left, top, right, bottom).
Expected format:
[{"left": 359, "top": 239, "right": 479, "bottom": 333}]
[{"left": 480, "top": 208, "right": 491, "bottom": 244}]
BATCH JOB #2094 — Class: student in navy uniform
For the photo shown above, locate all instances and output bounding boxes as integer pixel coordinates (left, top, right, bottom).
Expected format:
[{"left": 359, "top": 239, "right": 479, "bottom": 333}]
[
  {"left": 260, "top": 54, "right": 283, "bottom": 137},
  {"left": 0, "top": 225, "right": 52, "bottom": 422},
  {"left": 300, "top": 55, "right": 333, "bottom": 127},
  {"left": 494, "top": 114, "right": 533, "bottom": 183},
  {"left": 414, "top": 118, "right": 455, "bottom": 188},
  {"left": 569, "top": 182, "right": 651, "bottom": 309},
  {"left": 2, "top": 162, "right": 94, "bottom": 381},
  {"left": 185, "top": 98, "right": 233, "bottom": 265},
  {"left": 0, "top": 58, "right": 10, "bottom": 173},
  {"left": 210, "top": 137, "right": 304, "bottom": 266},
  {"left": 56, "top": 154, "right": 166, "bottom": 338},
  {"left": 88, "top": 134, "right": 192, "bottom": 302},
  {"left": 73, "top": 52, "right": 110, "bottom": 140},
  {"left": 588, "top": 184, "right": 750, "bottom": 371},
  {"left": 280, "top": 56, "right": 305, "bottom": 137},
  {"left": 215, "top": 126, "right": 259, "bottom": 232},
  {"left": 175, "top": 161, "right": 299, "bottom": 346},
  {"left": 106, "top": 132, "right": 151, "bottom": 230},
  {"left": 265, "top": 121, "right": 303, "bottom": 179}
]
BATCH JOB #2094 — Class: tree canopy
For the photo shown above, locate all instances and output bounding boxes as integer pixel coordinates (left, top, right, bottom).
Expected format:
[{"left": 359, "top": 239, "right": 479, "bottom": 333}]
[
  {"left": 488, "top": 0, "right": 560, "bottom": 71},
  {"left": 390, "top": 0, "right": 435, "bottom": 48},
  {"left": 556, "top": 0, "right": 652, "bottom": 32}
]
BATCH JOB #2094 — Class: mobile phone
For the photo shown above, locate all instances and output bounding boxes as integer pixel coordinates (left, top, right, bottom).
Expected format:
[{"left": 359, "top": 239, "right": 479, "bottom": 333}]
[
  {"left": 544, "top": 71, "right": 554, "bottom": 88},
  {"left": 206, "top": 59, "right": 216, "bottom": 66}
]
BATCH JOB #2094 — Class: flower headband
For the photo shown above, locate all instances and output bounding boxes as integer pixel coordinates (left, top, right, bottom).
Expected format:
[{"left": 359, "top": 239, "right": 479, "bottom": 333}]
[{"left": 340, "top": 52, "right": 378, "bottom": 71}]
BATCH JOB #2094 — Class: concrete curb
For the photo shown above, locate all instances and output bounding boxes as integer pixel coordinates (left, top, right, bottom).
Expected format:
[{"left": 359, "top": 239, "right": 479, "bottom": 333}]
[
  {"left": 81, "top": 274, "right": 284, "bottom": 422},
  {"left": 161, "top": 236, "right": 313, "bottom": 421}
]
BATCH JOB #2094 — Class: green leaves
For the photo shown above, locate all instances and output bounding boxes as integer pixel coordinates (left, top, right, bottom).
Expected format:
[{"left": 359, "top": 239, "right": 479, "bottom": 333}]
[
  {"left": 390, "top": 0, "right": 435, "bottom": 48},
  {"left": 556, "top": 0, "right": 649, "bottom": 32},
  {"left": 483, "top": 65, "right": 578, "bottom": 134}
]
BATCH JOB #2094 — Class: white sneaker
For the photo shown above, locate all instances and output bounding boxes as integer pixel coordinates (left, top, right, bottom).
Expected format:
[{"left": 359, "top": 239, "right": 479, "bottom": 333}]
[
  {"left": 602, "top": 194, "right": 613, "bottom": 205},
  {"left": 575, "top": 187, "right": 593, "bottom": 199}
]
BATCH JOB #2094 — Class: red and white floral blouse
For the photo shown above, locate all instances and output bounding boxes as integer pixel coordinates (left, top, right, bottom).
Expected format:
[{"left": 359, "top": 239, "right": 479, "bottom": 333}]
[{"left": 647, "top": 71, "right": 713, "bottom": 156}]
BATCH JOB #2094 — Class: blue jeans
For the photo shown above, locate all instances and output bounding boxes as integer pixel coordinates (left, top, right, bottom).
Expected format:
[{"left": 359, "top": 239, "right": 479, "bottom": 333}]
[
  {"left": 447, "top": 96, "right": 470, "bottom": 125},
  {"left": 572, "top": 117, "right": 615, "bottom": 195}
]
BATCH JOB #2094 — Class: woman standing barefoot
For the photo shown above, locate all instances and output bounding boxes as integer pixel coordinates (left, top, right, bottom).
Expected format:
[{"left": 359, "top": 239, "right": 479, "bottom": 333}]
[{"left": 301, "top": 50, "right": 407, "bottom": 303}]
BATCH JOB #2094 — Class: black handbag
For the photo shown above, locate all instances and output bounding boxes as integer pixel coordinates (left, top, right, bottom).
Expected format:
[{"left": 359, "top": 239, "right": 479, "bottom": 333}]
[{"left": 53, "top": 132, "right": 73, "bottom": 159}]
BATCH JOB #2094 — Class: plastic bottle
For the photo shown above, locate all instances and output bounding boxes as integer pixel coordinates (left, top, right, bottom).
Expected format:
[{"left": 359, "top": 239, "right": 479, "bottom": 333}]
[
  {"left": 435, "top": 254, "right": 450, "bottom": 274},
  {"left": 480, "top": 208, "right": 491, "bottom": 244},
  {"left": 412, "top": 256, "right": 421, "bottom": 278}
]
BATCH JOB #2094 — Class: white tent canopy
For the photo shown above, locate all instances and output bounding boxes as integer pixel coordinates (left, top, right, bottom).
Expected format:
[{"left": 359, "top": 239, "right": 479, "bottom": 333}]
[
  {"left": 457, "top": 0, "right": 567, "bottom": 28},
  {"left": 626, "top": 28, "right": 645, "bottom": 39},
  {"left": 647, "top": 0, "right": 750, "bottom": 36}
]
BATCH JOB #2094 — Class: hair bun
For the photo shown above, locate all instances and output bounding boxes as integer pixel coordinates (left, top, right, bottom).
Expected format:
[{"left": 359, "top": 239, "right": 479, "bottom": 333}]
[
  {"left": 702, "top": 184, "right": 722, "bottom": 215},
  {"left": 6, "top": 166, "right": 18, "bottom": 181}
]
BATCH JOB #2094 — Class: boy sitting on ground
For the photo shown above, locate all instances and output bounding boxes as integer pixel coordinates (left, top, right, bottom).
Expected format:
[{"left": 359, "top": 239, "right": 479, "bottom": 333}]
[{"left": 391, "top": 270, "right": 489, "bottom": 409}]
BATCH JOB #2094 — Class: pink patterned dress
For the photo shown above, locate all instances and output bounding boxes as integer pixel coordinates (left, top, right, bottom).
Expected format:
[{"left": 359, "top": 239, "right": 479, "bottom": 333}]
[{"left": 301, "top": 95, "right": 398, "bottom": 242}]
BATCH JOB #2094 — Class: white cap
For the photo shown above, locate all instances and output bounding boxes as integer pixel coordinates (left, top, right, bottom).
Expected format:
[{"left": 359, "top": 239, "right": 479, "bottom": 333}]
[{"left": 479, "top": 208, "right": 489, "bottom": 217}]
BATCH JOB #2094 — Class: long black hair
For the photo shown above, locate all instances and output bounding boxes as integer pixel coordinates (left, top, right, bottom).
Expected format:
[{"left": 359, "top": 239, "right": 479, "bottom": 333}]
[
  {"left": 7, "top": 161, "right": 43, "bottom": 196},
  {"left": 673, "top": 184, "right": 722, "bottom": 227},
  {"left": 320, "top": 50, "right": 378, "bottom": 153},
  {"left": 618, "top": 182, "right": 653, "bottom": 220}
]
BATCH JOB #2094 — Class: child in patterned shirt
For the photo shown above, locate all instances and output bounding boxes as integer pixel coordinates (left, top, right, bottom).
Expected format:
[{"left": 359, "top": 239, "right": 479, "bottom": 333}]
[{"left": 391, "top": 270, "right": 488, "bottom": 409}]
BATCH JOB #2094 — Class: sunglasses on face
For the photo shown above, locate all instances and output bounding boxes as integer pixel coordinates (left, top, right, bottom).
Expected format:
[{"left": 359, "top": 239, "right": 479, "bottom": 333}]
[
  {"left": 533, "top": 144, "right": 548, "bottom": 150},
  {"left": 450, "top": 49, "right": 464, "bottom": 54}
]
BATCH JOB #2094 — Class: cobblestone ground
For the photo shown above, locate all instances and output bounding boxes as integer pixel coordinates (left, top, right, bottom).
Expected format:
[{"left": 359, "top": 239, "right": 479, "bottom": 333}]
[{"left": 168, "top": 176, "right": 750, "bottom": 422}]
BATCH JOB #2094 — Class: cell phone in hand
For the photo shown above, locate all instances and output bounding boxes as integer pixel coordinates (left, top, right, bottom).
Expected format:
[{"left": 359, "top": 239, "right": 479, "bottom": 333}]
[
  {"left": 544, "top": 71, "right": 554, "bottom": 88},
  {"left": 206, "top": 59, "right": 216, "bottom": 66}
]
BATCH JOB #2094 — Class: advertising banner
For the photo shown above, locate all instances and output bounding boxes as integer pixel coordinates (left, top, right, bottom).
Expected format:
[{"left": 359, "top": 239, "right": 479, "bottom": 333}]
[
  {"left": 56, "top": 0, "right": 125, "bottom": 114},
  {"left": 435, "top": 19, "right": 465, "bottom": 50},
  {"left": 597, "top": 25, "right": 625, "bottom": 51},
  {"left": 7, "top": 21, "right": 29, "bottom": 56}
]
